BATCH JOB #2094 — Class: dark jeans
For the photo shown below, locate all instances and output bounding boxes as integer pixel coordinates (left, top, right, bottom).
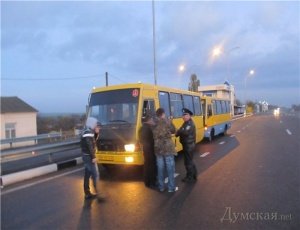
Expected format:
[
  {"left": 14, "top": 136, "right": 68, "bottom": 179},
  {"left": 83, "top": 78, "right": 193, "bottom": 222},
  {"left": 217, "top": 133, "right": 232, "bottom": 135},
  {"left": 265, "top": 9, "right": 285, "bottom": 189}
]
[
  {"left": 182, "top": 143, "right": 197, "bottom": 178},
  {"left": 83, "top": 155, "right": 100, "bottom": 195}
]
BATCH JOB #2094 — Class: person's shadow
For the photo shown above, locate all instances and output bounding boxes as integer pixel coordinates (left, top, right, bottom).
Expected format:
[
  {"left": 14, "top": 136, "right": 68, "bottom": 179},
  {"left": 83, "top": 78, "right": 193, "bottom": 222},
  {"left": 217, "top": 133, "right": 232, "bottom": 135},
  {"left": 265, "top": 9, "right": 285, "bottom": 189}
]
[
  {"left": 77, "top": 199, "right": 93, "bottom": 230},
  {"left": 77, "top": 196, "right": 107, "bottom": 230}
]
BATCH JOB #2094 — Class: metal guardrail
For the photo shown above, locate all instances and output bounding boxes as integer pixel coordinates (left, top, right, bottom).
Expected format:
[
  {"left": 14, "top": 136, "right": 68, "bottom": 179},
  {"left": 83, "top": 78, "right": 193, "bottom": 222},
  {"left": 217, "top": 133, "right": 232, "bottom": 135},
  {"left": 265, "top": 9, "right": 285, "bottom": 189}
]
[
  {"left": 0, "top": 133, "right": 62, "bottom": 148},
  {"left": 1, "top": 140, "right": 80, "bottom": 163}
]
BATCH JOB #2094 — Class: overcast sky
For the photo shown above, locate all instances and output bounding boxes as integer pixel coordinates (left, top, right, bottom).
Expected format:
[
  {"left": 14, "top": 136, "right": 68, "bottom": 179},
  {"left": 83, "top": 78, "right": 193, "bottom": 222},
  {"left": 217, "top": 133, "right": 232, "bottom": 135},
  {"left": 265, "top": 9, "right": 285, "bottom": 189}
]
[{"left": 1, "top": 1, "right": 299, "bottom": 113}]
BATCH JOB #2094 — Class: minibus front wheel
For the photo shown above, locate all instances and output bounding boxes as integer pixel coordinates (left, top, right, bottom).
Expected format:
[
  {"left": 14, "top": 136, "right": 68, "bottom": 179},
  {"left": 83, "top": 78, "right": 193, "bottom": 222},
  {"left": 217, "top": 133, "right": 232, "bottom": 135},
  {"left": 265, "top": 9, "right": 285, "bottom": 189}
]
[
  {"left": 222, "top": 125, "right": 228, "bottom": 136},
  {"left": 209, "top": 129, "right": 215, "bottom": 142}
]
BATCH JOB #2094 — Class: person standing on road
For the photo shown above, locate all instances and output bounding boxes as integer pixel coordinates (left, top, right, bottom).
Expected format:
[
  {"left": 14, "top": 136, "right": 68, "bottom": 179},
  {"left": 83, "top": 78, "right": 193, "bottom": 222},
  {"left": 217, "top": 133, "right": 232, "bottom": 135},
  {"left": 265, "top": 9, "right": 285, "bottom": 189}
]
[
  {"left": 139, "top": 114, "right": 157, "bottom": 189},
  {"left": 80, "top": 117, "right": 105, "bottom": 201},
  {"left": 152, "top": 108, "right": 178, "bottom": 193},
  {"left": 176, "top": 108, "right": 198, "bottom": 183}
]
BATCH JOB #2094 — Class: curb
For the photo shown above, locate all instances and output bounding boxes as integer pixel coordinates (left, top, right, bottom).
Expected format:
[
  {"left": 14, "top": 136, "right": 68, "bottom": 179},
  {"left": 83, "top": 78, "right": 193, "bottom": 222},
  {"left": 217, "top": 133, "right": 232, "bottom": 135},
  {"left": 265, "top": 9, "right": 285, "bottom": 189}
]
[{"left": 0, "top": 157, "right": 83, "bottom": 188}]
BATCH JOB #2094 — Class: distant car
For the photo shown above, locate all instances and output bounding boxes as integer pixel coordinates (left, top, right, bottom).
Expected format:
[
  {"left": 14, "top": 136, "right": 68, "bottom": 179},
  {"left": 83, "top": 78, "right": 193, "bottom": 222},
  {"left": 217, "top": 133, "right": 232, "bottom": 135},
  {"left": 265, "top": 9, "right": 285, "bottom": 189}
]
[{"left": 273, "top": 108, "right": 280, "bottom": 116}]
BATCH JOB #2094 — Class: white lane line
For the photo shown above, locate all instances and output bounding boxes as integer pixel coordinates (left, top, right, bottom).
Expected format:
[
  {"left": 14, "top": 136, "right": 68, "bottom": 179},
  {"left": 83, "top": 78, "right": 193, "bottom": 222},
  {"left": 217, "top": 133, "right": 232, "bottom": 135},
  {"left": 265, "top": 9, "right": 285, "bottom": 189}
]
[
  {"left": 286, "top": 129, "right": 292, "bottom": 135},
  {"left": 219, "top": 141, "right": 225, "bottom": 145},
  {"left": 1, "top": 167, "right": 84, "bottom": 196},
  {"left": 200, "top": 152, "right": 210, "bottom": 158},
  {"left": 164, "top": 173, "right": 179, "bottom": 183}
]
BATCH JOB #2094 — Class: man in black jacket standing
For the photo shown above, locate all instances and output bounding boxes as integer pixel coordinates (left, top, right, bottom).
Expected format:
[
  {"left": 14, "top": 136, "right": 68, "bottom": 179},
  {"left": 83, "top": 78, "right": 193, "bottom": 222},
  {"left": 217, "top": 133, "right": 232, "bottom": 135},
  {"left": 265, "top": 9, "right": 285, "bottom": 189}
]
[
  {"left": 81, "top": 117, "right": 105, "bottom": 201},
  {"left": 176, "top": 108, "right": 198, "bottom": 182},
  {"left": 139, "top": 115, "right": 157, "bottom": 188}
]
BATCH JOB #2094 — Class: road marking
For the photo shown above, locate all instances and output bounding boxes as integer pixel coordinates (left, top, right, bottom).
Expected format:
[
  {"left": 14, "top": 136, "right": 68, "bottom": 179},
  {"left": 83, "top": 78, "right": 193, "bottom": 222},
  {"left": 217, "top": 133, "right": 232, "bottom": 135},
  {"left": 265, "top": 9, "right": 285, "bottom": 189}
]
[
  {"left": 219, "top": 141, "right": 225, "bottom": 145},
  {"left": 286, "top": 129, "right": 292, "bottom": 135},
  {"left": 1, "top": 167, "right": 84, "bottom": 196},
  {"left": 200, "top": 152, "right": 210, "bottom": 158},
  {"left": 164, "top": 173, "right": 179, "bottom": 183}
]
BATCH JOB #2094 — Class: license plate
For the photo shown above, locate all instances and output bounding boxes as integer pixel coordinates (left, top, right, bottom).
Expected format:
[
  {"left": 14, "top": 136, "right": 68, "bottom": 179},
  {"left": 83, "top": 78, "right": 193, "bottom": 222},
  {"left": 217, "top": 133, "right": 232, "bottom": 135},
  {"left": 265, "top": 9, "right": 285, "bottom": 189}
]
[{"left": 99, "top": 155, "right": 114, "bottom": 161}]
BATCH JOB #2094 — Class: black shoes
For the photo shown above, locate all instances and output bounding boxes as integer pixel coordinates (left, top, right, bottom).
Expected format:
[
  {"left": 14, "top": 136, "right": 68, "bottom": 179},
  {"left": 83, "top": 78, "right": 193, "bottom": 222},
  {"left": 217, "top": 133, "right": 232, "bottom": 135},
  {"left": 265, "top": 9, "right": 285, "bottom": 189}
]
[
  {"left": 182, "top": 176, "right": 197, "bottom": 183},
  {"left": 85, "top": 193, "right": 97, "bottom": 200},
  {"left": 85, "top": 192, "right": 106, "bottom": 202}
]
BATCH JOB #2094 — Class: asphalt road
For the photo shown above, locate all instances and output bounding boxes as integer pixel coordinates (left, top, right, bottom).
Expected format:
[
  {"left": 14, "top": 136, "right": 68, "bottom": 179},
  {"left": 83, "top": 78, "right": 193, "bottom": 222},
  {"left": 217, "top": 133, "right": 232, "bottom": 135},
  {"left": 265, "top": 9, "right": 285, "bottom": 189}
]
[{"left": 1, "top": 112, "right": 299, "bottom": 230}]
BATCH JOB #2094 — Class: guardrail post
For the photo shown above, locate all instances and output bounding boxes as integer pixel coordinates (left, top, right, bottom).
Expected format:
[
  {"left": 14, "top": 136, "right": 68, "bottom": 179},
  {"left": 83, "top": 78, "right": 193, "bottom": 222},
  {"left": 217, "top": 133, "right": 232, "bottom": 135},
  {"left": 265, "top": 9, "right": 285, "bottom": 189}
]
[{"left": 48, "top": 153, "right": 53, "bottom": 163}]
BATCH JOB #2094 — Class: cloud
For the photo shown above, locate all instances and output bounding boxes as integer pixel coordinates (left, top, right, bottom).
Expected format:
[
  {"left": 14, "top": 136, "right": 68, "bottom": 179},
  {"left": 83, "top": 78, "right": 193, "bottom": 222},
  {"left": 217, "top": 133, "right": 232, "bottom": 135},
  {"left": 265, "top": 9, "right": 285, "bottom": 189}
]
[{"left": 1, "top": 1, "right": 299, "bottom": 112}]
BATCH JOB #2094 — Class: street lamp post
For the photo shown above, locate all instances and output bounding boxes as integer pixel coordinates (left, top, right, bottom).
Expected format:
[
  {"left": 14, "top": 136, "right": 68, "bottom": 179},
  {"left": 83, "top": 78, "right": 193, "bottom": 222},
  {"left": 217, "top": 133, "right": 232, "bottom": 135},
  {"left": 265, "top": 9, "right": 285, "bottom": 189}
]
[
  {"left": 244, "top": 69, "right": 255, "bottom": 112},
  {"left": 211, "top": 45, "right": 239, "bottom": 116},
  {"left": 212, "top": 45, "right": 240, "bottom": 82},
  {"left": 178, "top": 64, "right": 201, "bottom": 92},
  {"left": 152, "top": 0, "right": 157, "bottom": 85}
]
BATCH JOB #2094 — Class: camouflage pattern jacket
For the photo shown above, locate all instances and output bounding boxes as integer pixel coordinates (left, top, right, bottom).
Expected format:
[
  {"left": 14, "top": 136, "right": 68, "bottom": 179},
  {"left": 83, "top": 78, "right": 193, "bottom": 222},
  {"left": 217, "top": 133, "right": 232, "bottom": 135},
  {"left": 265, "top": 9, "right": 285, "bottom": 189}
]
[{"left": 152, "top": 118, "right": 176, "bottom": 156}]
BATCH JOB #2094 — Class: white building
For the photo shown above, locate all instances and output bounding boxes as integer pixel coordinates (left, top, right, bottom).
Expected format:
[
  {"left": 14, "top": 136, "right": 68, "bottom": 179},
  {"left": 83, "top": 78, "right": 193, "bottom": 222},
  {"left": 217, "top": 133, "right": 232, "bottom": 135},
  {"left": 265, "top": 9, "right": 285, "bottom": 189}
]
[
  {"left": 0, "top": 97, "right": 38, "bottom": 149},
  {"left": 257, "top": 101, "right": 269, "bottom": 113},
  {"left": 198, "top": 82, "right": 236, "bottom": 116}
]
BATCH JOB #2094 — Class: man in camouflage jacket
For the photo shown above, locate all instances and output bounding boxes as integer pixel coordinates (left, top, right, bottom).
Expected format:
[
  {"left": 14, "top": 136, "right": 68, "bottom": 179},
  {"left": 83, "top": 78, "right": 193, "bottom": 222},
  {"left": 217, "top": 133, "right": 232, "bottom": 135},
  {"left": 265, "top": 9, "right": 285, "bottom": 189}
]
[{"left": 152, "top": 108, "right": 178, "bottom": 193}]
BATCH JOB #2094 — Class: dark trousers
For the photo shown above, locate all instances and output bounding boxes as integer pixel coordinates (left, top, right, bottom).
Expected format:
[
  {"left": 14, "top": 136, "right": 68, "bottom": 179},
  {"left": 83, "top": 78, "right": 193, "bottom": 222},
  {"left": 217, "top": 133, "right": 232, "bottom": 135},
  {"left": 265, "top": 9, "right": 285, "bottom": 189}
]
[
  {"left": 182, "top": 143, "right": 197, "bottom": 178},
  {"left": 143, "top": 147, "right": 157, "bottom": 187}
]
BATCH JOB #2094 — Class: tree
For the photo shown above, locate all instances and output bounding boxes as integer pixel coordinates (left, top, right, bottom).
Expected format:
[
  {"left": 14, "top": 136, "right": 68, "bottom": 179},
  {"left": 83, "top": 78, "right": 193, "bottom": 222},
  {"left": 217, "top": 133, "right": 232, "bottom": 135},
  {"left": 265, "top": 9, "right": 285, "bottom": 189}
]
[
  {"left": 246, "top": 100, "right": 255, "bottom": 113},
  {"left": 292, "top": 104, "right": 300, "bottom": 111},
  {"left": 37, "top": 114, "right": 85, "bottom": 134},
  {"left": 188, "top": 74, "right": 200, "bottom": 92},
  {"left": 235, "top": 99, "right": 243, "bottom": 106}
]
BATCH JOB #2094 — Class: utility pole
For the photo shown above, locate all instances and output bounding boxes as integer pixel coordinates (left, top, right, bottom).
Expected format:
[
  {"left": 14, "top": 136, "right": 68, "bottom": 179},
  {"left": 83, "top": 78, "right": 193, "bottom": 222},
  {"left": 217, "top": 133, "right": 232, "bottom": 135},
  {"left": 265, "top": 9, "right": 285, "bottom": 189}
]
[
  {"left": 152, "top": 0, "right": 157, "bottom": 85},
  {"left": 105, "top": 72, "right": 108, "bottom": 86}
]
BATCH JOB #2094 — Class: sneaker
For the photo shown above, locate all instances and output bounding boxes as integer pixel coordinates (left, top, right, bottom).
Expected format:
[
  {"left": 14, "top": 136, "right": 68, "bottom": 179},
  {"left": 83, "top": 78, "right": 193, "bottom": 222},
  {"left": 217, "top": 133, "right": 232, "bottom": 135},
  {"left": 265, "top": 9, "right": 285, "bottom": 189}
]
[{"left": 168, "top": 186, "right": 178, "bottom": 193}]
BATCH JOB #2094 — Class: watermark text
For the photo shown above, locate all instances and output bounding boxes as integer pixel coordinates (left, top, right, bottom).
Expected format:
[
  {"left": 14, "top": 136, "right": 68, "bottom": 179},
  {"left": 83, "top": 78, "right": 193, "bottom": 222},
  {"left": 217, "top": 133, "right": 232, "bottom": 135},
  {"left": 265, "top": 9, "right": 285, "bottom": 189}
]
[{"left": 220, "top": 207, "right": 292, "bottom": 223}]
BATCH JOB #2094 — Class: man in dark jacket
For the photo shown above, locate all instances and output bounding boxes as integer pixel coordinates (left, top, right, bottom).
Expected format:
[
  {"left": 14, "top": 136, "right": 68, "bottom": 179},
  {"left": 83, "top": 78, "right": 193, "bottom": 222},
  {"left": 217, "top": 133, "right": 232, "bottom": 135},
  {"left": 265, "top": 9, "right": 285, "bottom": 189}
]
[
  {"left": 139, "top": 115, "right": 157, "bottom": 188},
  {"left": 81, "top": 117, "right": 105, "bottom": 201},
  {"left": 176, "top": 108, "right": 198, "bottom": 182}
]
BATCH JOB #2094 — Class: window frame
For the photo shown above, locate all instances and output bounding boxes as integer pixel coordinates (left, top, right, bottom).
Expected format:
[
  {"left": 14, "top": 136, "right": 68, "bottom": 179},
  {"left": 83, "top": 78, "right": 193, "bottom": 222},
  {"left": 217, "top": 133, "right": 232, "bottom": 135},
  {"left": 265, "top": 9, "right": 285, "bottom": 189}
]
[
  {"left": 158, "top": 91, "right": 171, "bottom": 117},
  {"left": 170, "top": 93, "right": 183, "bottom": 118},
  {"left": 183, "top": 94, "right": 195, "bottom": 115}
]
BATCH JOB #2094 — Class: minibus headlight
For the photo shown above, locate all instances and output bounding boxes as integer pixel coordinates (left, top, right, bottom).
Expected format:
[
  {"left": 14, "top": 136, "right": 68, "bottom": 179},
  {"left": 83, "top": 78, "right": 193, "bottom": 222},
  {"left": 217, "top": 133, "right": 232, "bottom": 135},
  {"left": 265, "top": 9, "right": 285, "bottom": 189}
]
[
  {"left": 124, "top": 144, "right": 135, "bottom": 152},
  {"left": 125, "top": 156, "right": 134, "bottom": 163}
]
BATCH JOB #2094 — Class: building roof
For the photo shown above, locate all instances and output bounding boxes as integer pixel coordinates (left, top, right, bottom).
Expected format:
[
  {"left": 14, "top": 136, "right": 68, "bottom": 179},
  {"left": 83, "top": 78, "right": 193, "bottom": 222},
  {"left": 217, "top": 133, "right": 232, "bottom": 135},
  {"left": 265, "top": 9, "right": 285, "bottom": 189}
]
[{"left": 0, "top": 97, "right": 38, "bottom": 114}]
